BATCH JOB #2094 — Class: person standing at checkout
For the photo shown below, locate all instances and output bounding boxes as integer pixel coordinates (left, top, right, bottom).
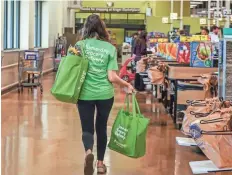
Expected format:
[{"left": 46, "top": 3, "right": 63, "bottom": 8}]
[
  {"left": 131, "top": 33, "right": 138, "bottom": 56},
  {"left": 133, "top": 31, "right": 147, "bottom": 62},
  {"left": 133, "top": 31, "right": 147, "bottom": 91},
  {"left": 201, "top": 27, "right": 209, "bottom": 35},
  {"left": 209, "top": 25, "right": 220, "bottom": 42},
  {"left": 209, "top": 25, "right": 220, "bottom": 60}
]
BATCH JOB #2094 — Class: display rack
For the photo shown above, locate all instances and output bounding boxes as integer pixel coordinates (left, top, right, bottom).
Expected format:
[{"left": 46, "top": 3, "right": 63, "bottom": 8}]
[
  {"left": 176, "top": 137, "right": 232, "bottom": 174},
  {"left": 189, "top": 160, "right": 232, "bottom": 174},
  {"left": 218, "top": 35, "right": 232, "bottom": 100},
  {"left": 176, "top": 137, "right": 197, "bottom": 146},
  {"left": 54, "top": 36, "right": 67, "bottom": 71}
]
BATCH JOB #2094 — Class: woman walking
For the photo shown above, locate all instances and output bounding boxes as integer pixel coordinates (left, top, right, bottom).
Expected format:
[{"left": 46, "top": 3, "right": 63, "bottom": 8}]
[
  {"left": 133, "top": 31, "right": 147, "bottom": 61},
  {"left": 75, "top": 14, "right": 134, "bottom": 175},
  {"left": 133, "top": 31, "right": 147, "bottom": 91}
]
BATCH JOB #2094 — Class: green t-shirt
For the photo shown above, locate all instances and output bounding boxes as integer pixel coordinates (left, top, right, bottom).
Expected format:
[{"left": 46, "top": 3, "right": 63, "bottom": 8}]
[{"left": 76, "top": 38, "right": 118, "bottom": 100}]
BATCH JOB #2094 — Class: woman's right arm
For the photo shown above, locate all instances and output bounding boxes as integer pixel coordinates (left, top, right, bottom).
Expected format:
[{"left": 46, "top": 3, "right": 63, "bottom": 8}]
[{"left": 108, "top": 70, "right": 134, "bottom": 93}]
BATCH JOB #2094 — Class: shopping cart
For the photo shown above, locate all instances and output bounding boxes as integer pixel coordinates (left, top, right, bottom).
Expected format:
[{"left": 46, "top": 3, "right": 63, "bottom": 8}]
[{"left": 18, "top": 50, "right": 44, "bottom": 93}]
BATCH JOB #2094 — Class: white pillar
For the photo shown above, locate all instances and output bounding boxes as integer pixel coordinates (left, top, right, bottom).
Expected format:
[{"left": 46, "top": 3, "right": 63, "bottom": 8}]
[
  {"left": 20, "top": 0, "right": 35, "bottom": 50},
  {"left": 70, "top": 9, "right": 75, "bottom": 34},
  {"left": 180, "top": 0, "right": 183, "bottom": 29},
  {"left": 170, "top": 0, "right": 174, "bottom": 30},
  {"left": 57, "top": 1, "right": 64, "bottom": 36},
  {"left": 207, "top": 0, "right": 211, "bottom": 30},
  {"left": 1, "top": 0, "right": 4, "bottom": 50},
  {"left": 66, "top": 9, "right": 71, "bottom": 28},
  {"left": 41, "top": 1, "right": 49, "bottom": 48},
  {"left": 62, "top": 1, "right": 67, "bottom": 33},
  {"left": 225, "top": 0, "right": 231, "bottom": 28},
  {"left": 216, "top": 0, "right": 220, "bottom": 26}
]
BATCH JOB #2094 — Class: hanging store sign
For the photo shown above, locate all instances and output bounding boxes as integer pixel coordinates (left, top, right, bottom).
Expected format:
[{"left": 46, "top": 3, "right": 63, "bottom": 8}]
[
  {"left": 170, "top": 13, "right": 178, "bottom": 20},
  {"left": 180, "top": 35, "right": 210, "bottom": 42},
  {"left": 210, "top": 1, "right": 217, "bottom": 8},
  {"left": 214, "top": 11, "right": 222, "bottom": 18},
  {"left": 149, "top": 38, "right": 168, "bottom": 43},
  {"left": 200, "top": 18, "right": 207, "bottom": 25},
  {"left": 223, "top": 9, "right": 232, "bottom": 16},
  {"left": 192, "top": 35, "right": 210, "bottom": 41},
  {"left": 213, "top": 19, "right": 216, "bottom": 25},
  {"left": 180, "top": 36, "right": 192, "bottom": 42},
  {"left": 162, "top": 17, "right": 169, "bottom": 24},
  {"left": 80, "top": 7, "right": 140, "bottom": 13}
]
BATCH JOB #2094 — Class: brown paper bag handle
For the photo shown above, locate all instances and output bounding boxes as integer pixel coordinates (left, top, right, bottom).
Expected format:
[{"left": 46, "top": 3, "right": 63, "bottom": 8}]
[
  {"left": 201, "top": 130, "right": 232, "bottom": 135},
  {"left": 200, "top": 117, "right": 224, "bottom": 124},
  {"left": 190, "top": 111, "right": 211, "bottom": 118},
  {"left": 187, "top": 100, "right": 207, "bottom": 107}
]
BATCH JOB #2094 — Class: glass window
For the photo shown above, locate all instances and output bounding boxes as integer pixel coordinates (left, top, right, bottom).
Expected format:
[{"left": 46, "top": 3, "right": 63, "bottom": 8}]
[
  {"left": 35, "top": 0, "right": 42, "bottom": 47},
  {"left": 101, "top": 13, "right": 110, "bottom": 24},
  {"left": 3, "top": 0, "right": 20, "bottom": 49},
  {"left": 110, "top": 13, "right": 127, "bottom": 24}
]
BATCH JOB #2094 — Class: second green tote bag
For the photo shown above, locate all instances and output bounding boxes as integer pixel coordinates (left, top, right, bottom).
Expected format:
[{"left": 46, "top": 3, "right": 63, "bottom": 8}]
[
  {"left": 108, "top": 94, "right": 150, "bottom": 158},
  {"left": 51, "top": 43, "right": 88, "bottom": 103}
]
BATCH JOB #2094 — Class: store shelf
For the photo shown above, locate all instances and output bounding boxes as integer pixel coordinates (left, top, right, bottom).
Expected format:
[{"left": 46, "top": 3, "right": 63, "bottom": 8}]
[
  {"left": 189, "top": 160, "right": 232, "bottom": 174},
  {"left": 176, "top": 137, "right": 197, "bottom": 146}
]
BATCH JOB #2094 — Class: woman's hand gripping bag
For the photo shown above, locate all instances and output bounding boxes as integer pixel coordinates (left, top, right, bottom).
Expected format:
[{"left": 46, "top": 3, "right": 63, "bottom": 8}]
[
  {"left": 190, "top": 108, "right": 232, "bottom": 168},
  {"left": 108, "top": 94, "right": 150, "bottom": 158}
]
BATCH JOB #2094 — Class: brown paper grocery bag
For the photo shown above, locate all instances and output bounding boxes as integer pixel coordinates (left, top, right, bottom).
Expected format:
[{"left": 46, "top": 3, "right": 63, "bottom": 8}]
[
  {"left": 198, "top": 75, "right": 218, "bottom": 99},
  {"left": 182, "top": 98, "right": 226, "bottom": 136},
  {"left": 182, "top": 105, "right": 212, "bottom": 136},
  {"left": 136, "top": 60, "right": 146, "bottom": 73},
  {"left": 190, "top": 108, "right": 232, "bottom": 168},
  {"left": 148, "top": 67, "right": 164, "bottom": 85}
]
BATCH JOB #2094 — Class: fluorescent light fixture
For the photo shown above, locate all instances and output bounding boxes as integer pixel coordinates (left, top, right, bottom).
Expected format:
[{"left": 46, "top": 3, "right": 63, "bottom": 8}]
[
  {"left": 190, "top": 5, "right": 197, "bottom": 8},
  {"left": 190, "top": 2, "right": 203, "bottom": 5},
  {"left": 106, "top": 2, "right": 114, "bottom": 7}
]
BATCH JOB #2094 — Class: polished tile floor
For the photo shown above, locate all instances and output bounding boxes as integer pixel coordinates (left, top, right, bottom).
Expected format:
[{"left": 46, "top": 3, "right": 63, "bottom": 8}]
[{"left": 1, "top": 73, "right": 231, "bottom": 175}]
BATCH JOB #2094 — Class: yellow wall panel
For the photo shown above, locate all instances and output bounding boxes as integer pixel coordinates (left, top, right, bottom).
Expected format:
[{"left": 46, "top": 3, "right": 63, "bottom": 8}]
[{"left": 147, "top": 16, "right": 202, "bottom": 34}]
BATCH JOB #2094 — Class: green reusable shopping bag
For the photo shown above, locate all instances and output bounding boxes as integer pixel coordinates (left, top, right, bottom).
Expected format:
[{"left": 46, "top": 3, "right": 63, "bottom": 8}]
[
  {"left": 51, "top": 44, "right": 88, "bottom": 103},
  {"left": 108, "top": 94, "right": 150, "bottom": 158}
]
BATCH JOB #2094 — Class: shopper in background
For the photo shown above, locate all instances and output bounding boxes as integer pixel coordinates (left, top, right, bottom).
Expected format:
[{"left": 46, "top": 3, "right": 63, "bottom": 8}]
[
  {"left": 201, "top": 27, "right": 209, "bottom": 35},
  {"left": 209, "top": 25, "right": 220, "bottom": 42},
  {"left": 75, "top": 14, "right": 134, "bottom": 175},
  {"left": 133, "top": 31, "right": 147, "bottom": 91},
  {"left": 133, "top": 31, "right": 147, "bottom": 62},
  {"left": 131, "top": 32, "right": 138, "bottom": 56},
  {"left": 173, "top": 30, "right": 185, "bottom": 43}
]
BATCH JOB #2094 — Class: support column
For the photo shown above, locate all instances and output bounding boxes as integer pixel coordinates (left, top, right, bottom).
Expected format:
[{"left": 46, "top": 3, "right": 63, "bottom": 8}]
[
  {"left": 66, "top": 9, "right": 71, "bottom": 28},
  {"left": 170, "top": 0, "right": 174, "bottom": 30},
  {"left": 20, "top": 0, "right": 35, "bottom": 50},
  {"left": 1, "top": 0, "right": 4, "bottom": 50},
  {"left": 70, "top": 9, "right": 75, "bottom": 34},
  {"left": 207, "top": 0, "right": 211, "bottom": 30},
  {"left": 41, "top": 1, "right": 49, "bottom": 48},
  {"left": 216, "top": 0, "right": 220, "bottom": 26},
  {"left": 225, "top": 0, "right": 231, "bottom": 28},
  {"left": 180, "top": 0, "right": 183, "bottom": 29}
]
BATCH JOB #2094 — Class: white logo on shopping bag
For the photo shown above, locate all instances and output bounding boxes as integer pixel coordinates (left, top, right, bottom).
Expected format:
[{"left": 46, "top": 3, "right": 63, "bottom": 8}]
[
  {"left": 114, "top": 125, "right": 128, "bottom": 140},
  {"left": 80, "top": 71, "right": 86, "bottom": 83},
  {"left": 113, "top": 139, "right": 127, "bottom": 148},
  {"left": 189, "top": 124, "right": 205, "bottom": 147}
]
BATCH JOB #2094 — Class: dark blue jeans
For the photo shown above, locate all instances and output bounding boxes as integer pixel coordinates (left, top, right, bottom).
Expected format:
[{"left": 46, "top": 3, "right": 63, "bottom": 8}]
[{"left": 77, "top": 97, "right": 114, "bottom": 161}]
